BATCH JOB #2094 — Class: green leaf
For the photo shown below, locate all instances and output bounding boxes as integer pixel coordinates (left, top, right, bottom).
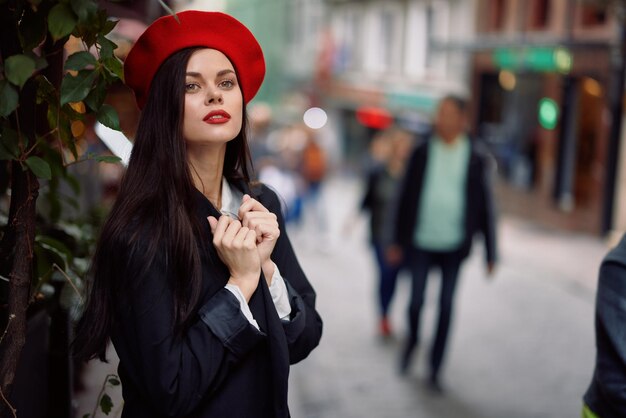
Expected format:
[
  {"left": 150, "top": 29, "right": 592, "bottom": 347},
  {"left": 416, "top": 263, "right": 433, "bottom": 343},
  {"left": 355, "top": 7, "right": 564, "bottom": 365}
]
[
  {"left": 94, "top": 155, "right": 121, "bottom": 164},
  {"left": 18, "top": 8, "right": 47, "bottom": 50},
  {"left": 25, "top": 156, "right": 52, "bottom": 180},
  {"left": 84, "top": 76, "right": 106, "bottom": 111},
  {"left": 99, "top": 393, "right": 113, "bottom": 415},
  {"left": 82, "top": 414, "right": 90, "bottom": 418},
  {"left": 65, "top": 51, "right": 97, "bottom": 71},
  {"left": 56, "top": 113, "right": 75, "bottom": 156},
  {"left": 102, "top": 18, "right": 119, "bottom": 36},
  {"left": 70, "top": 0, "right": 98, "bottom": 24},
  {"left": 97, "top": 34, "right": 117, "bottom": 60},
  {"left": 0, "top": 147, "right": 13, "bottom": 160},
  {"left": 36, "top": 236, "right": 73, "bottom": 262},
  {"left": 0, "top": 80, "right": 19, "bottom": 117},
  {"left": 96, "top": 104, "right": 120, "bottom": 131},
  {"left": 60, "top": 69, "right": 96, "bottom": 105},
  {"left": 103, "top": 56, "right": 123, "bottom": 81},
  {"left": 108, "top": 377, "right": 120, "bottom": 386},
  {"left": 0, "top": 142, "right": 14, "bottom": 160},
  {"left": 5, "top": 54, "right": 36, "bottom": 88},
  {"left": 62, "top": 103, "right": 85, "bottom": 121},
  {"left": 36, "top": 75, "right": 57, "bottom": 105},
  {"left": 48, "top": 4, "right": 77, "bottom": 42},
  {"left": 30, "top": 54, "right": 49, "bottom": 72},
  {"left": 0, "top": 126, "right": 20, "bottom": 160}
]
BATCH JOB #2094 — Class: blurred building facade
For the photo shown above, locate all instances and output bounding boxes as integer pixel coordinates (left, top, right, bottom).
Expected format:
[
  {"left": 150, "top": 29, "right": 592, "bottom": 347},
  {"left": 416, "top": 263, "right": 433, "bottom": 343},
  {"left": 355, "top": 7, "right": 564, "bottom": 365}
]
[
  {"left": 469, "top": 0, "right": 626, "bottom": 236},
  {"left": 96, "top": 0, "right": 626, "bottom": 237},
  {"left": 287, "top": 0, "right": 479, "bottom": 170},
  {"left": 276, "top": 0, "right": 626, "bottom": 236}
]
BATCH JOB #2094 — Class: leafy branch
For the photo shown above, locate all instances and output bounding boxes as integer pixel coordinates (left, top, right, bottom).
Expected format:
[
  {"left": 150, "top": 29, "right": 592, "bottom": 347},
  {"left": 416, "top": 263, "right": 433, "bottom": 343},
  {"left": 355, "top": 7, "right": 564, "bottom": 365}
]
[{"left": 0, "top": 0, "right": 127, "bottom": 414}]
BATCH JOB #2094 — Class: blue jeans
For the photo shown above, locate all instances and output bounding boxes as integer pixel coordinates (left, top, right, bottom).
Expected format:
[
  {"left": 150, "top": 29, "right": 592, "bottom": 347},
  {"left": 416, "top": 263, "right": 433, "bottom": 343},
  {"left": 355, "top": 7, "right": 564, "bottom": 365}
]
[
  {"left": 406, "top": 247, "right": 462, "bottom": 377},
  {"left": 373, "top": 243, "right": 402, "bottom": 317}
]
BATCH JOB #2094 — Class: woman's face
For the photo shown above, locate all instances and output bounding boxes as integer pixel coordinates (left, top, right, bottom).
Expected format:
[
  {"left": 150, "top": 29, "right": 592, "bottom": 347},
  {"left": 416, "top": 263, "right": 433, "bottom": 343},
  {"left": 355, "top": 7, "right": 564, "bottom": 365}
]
[{"left": 183, "top": 48, "right": 243, "bottom": 147}]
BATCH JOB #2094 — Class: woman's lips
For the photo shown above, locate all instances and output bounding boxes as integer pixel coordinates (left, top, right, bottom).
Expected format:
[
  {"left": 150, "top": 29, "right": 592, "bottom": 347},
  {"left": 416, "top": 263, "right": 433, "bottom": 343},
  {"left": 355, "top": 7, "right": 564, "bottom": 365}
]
[{"left": 203, "top": 110, "right": 231, "bottom": 124}]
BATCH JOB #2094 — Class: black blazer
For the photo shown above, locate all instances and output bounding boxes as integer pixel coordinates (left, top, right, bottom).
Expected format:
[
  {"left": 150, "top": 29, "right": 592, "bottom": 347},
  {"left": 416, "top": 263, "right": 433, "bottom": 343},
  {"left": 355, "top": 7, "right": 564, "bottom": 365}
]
[
  {"left": 584, "top": 234, "right": 626, "bottom": 417},
  {"left": 110, "top": 183, "right": 322, "bottom": 417},
  {"left": 392, "top": 136, "right": 497, "bottom": 263}
]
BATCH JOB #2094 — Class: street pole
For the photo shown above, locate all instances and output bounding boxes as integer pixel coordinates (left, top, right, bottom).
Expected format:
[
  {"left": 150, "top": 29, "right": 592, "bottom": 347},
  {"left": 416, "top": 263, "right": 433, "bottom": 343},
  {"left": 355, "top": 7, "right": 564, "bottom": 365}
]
[{"left": 602, "top": 0, "right": 626, "bottom": 234}]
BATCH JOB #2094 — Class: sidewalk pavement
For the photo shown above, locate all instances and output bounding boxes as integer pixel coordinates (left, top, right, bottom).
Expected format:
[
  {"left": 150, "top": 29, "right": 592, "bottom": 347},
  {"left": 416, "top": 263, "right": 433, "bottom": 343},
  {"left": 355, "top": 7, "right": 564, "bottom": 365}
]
[
  {"left": 286, "top": 175, "right": 608, "bottom": 418},
  {"left": 74, "top": 175, "right": 611, "bottom": 418}
]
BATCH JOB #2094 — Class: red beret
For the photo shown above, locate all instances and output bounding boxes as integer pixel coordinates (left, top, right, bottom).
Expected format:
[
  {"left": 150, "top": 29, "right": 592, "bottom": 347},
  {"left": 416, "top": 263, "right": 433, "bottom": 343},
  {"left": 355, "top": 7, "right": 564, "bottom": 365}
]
[{"left": 124, "top": 11, "right": 265, "bottom": 109}]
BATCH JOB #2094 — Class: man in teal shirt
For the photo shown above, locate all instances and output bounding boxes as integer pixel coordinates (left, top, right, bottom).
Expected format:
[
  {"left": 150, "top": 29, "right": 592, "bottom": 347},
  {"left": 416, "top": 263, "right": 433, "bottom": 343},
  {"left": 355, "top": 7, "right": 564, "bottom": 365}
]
[{"left": 390, "top": 95, "right": 497, "bottom": 392}]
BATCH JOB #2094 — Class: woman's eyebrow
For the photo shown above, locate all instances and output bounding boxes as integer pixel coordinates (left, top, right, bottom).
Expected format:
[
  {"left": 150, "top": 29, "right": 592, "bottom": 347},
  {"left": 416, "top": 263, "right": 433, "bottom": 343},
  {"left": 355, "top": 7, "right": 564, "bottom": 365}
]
[
  {"left": 185, "top": 69, "right": 235, "bottom": 78},
  {"left": 216, "top": 69, "right": 235, "bottom": 77}
]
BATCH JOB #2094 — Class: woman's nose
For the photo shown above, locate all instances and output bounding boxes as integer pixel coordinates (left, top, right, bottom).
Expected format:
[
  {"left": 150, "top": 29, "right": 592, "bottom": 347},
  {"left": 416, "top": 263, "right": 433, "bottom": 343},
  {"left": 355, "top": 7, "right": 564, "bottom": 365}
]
[{"left": 206, "top": 89, "right": 223, "bottom": 105}]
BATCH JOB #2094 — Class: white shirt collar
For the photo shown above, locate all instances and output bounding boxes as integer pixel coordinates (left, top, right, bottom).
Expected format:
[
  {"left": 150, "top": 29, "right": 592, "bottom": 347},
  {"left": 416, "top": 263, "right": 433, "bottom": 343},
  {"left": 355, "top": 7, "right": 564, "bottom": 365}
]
[{"left": 220, "top": 177, "right": 243, "bottom": 219}]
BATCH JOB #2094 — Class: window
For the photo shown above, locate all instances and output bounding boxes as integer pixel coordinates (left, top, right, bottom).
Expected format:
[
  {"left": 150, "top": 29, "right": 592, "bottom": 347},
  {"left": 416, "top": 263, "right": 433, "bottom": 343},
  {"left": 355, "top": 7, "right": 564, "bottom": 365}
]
[
  {"left": 529, "top": 0, "right": 550, "bottom": 29},
  {"left": 491, "top": 0, "right": 506, "bottom": 31},
  {"left": 580, "top": 4, "right": 607, "bottom": 26}
]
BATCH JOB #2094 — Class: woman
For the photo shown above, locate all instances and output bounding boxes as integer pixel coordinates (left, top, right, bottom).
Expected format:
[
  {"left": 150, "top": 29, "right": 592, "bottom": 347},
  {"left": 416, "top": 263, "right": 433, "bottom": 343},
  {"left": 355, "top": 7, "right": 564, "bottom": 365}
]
[
  {"left": 73, "top": 11, "right": 323, "bottom": 417},
  {"left": 360, "top": 128, "right": 412, "bottom": 337}
]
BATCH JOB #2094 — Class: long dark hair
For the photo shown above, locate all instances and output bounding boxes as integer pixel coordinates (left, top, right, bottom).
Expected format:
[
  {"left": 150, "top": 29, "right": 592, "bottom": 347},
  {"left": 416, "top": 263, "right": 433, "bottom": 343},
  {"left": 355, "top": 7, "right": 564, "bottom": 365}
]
[{"left": 73, "top": 47, "right": 253, "bottom": 362}]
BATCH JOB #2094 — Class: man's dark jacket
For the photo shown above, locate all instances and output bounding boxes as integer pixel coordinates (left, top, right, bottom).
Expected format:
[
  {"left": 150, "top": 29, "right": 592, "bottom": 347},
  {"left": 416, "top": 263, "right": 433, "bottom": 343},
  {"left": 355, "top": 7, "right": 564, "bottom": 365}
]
[
  {"left": 392, "top": 137, "right": 497, "bottom": 263},
  {"left": 584, "top": 233, "right": 626, "bottom": 417},
  {"left": 111, "top": 183, "right": 322, "bottom": 418}
]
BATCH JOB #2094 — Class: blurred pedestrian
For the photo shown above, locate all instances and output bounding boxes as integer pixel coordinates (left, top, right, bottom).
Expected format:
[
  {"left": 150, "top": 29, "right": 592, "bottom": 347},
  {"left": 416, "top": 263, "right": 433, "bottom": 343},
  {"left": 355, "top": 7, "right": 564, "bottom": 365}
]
[
  {"left": 360, "top": 127, "right": 413, "bottom": 337},
  {"left": 73, "top": 11, "right": 322, "bottom": 417},
  {"left": 299, "top": 130, "right": 329, "bottom": 247},
  {"left": 391, "top": 95, "right": 497, "bottom": 392},
  {"left": 248, "top": 102, "right": 274, "bottom": 167},
  {"left": 582, "top": 233, "right": 626, "bottom": 418}
]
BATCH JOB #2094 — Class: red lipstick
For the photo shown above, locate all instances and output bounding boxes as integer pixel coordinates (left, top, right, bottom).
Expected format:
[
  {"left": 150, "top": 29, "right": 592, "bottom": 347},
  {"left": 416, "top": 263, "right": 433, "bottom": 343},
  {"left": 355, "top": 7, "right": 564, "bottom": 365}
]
[{"left": 203, "top": 110, "right": 231, "bottom": 124}]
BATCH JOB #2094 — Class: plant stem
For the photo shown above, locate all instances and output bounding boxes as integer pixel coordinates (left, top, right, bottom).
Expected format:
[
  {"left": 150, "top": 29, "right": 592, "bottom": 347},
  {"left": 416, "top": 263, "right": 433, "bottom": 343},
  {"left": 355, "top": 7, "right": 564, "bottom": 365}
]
[{"left": 53, "top": 263, "right": 83, "bottom": 302}]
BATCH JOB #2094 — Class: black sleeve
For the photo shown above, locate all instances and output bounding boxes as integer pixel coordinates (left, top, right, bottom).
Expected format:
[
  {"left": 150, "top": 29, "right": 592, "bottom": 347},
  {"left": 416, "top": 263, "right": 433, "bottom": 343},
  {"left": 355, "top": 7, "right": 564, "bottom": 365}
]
[
  {"left": 392, "top": 148, "right": 418, "bottom": 248},
  {"left": 594, "top": 262, "right": 626, "bottom": 415},
  {"left": 112, "top": 240, "right": 266, "bottom": 416},
  {"left": 261, "top": 185, "right": 323, "bottom": 364},
  {"left": 360, "top": 168, "right": 377, "bottom": 212}
]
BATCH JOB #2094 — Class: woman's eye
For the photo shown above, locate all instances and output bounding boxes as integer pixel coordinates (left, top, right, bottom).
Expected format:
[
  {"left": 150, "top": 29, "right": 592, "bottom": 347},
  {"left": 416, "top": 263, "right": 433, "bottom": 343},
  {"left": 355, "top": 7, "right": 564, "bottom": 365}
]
[
  {"left": 219, "top": 79, "right": 235, "bottom": 88},
  {"left": 185, "top": 83, "right": 199, "bottom": 92}
]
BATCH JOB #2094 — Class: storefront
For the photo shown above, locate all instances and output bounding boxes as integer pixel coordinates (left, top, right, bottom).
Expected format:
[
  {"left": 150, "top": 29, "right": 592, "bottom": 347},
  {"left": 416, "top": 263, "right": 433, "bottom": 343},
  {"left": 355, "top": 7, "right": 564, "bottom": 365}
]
[{"left": 471, "top": 45, "right": 612, "bottom": 234}]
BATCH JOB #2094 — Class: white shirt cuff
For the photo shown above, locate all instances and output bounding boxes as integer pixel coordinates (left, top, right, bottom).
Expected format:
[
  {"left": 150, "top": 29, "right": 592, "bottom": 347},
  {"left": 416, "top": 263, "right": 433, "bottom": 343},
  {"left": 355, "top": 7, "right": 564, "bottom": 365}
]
[
  {"left": 268, "top": 264, "right": 292, "bottom": 321},
  {"left": 225, "top": 284, "right": 260, "bottom": 330}
]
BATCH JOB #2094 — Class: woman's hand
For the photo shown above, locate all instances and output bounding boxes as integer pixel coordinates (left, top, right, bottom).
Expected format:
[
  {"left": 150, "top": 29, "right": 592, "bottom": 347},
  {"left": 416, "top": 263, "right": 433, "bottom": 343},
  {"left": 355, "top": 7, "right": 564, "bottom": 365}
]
[
  {"left": 208, "top": 215, "right": 261, "bottom": 301},
  {"left": 238, "top": 194, "right": 280, "bottom": 284}
]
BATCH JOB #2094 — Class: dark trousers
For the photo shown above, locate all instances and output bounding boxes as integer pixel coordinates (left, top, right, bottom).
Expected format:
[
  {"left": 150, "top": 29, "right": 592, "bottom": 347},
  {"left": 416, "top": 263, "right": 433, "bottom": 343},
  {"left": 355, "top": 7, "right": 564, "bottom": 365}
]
[
  {"left": 406, "top": 247, "right": 462, "bottom": 377},
  {"left": 373, "top": 242, "right": 402, "bottom": 317}
]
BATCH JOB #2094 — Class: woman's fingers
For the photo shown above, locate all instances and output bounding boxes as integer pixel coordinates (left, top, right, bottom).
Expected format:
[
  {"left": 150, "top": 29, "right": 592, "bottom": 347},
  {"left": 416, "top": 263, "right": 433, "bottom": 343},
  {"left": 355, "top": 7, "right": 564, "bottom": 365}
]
[
  {"left": 244, "top": 228, "right": 258, "bottom": 249},
  {"left": 208, "top": 216, "right": 218, "bottom": 232},
  {"left": 238, "top": 195, "right": 269, "bottom": 220},
  {"left": 230, "top": 225, "right": 250, "bottom": 249},
  {"left": 209, "top": 215, "right": 231, "bottom": 244},
  {"left": 241, "top": 212, "right": 278, "bottom": 234},
  {"left": 253, "top": 222, "right": 280, "bottom": 243},
  {"left": 222, "top": 219, "right": 243, "bottom": 247}
]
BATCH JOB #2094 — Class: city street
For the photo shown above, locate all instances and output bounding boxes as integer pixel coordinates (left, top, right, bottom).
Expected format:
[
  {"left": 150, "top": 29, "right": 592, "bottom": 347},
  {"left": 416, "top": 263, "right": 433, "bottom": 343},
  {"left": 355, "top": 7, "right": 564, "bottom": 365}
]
[
  {"left": 286, "top": 175, "right": 606, "bottom": 418},
  {"left": 74, "top": 175, "right": 608, "bottom": 418}
]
